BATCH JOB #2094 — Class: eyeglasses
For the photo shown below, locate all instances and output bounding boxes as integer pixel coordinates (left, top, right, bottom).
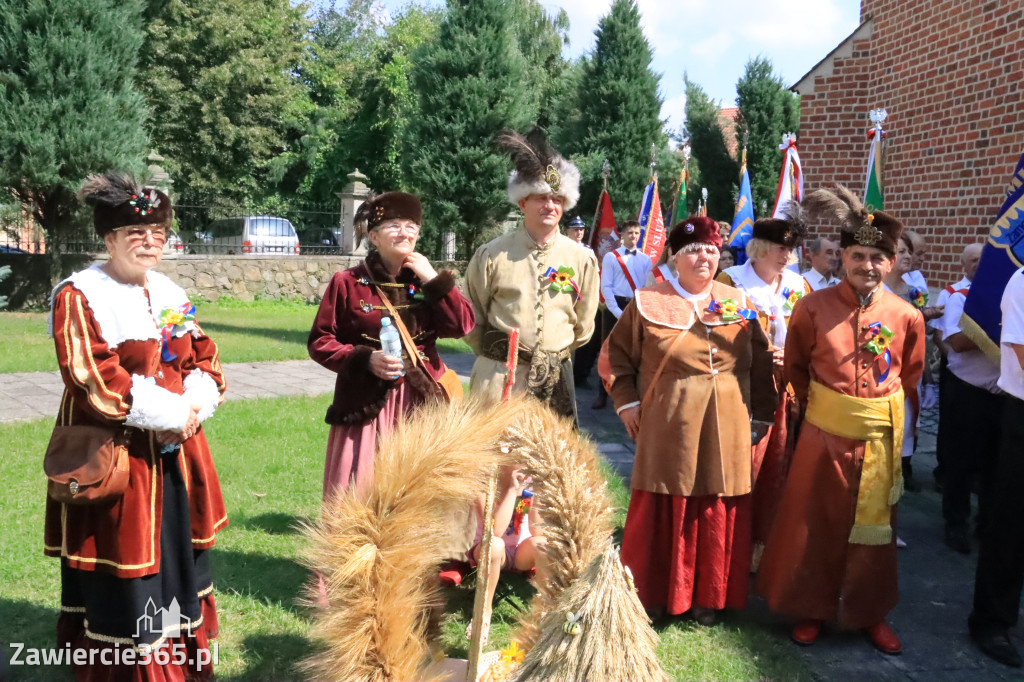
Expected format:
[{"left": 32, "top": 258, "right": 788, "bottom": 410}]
[
  {"left": 113, "top": 225, "right": 168, "bottom": 245},
  {"left": 377, "top": 223, "right": 420, "bottom": 235}
]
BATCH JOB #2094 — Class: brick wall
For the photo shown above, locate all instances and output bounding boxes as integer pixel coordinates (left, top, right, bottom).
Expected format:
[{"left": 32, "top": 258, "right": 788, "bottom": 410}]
[{"left": 796, "top": 0, "right": 1024, "bottom": 285}]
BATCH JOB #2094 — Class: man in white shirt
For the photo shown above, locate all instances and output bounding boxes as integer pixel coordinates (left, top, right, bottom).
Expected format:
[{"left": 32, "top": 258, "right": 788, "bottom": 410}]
[
  {"left": 593, "top": 220, "right": 652, "bottom": 408},
  {"left": 936, "top": 244, "right": 999, "bottom": 554},
  {"left": 969, "top": 265, "right": 1024, "bottom": 667},
  {"left": 802, "top": 237, "right": 840, "bottom": 291},
  {"left": 932, "top": 243, "right": 983, "bottom": 492}
]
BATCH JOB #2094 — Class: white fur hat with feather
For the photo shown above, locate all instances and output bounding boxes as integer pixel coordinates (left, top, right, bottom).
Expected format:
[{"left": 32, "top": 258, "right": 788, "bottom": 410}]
[{"left": 499, "top": 127, "right": 581, "bottom": 211}]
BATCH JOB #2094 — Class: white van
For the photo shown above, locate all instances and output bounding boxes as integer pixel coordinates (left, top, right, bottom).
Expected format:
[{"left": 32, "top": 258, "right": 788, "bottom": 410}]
[{"left": 193, "top": 216, "right": 300, "bottom": 255}]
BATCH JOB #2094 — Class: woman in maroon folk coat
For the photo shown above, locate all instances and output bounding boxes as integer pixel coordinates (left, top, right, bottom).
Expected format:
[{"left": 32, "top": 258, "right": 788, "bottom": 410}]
[
  {"left": 308, "top": 192, "right": 475, "bottom": 499},
  {"left": 48, "top": 174, "right": 227, "bottom": 681}
]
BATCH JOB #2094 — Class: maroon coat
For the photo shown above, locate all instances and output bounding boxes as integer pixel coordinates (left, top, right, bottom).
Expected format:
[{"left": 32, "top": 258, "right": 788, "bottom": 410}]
[{"left": 308, "top": 251, "right": 475, "bottom": 424}]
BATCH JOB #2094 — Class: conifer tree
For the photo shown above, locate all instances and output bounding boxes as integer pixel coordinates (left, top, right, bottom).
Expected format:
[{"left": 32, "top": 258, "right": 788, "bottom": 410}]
[
  {"left": 735, "top": 57, "right": 801, "bottom": 215},
  {"left": 569, "top": 0, "right": 667, "bottom": 222},
  {"left": 0, "top": 0, "right": 149, "bottom": 281},
  {"left": 404, "top": 0, "right": 537, "bottom": 258},
  {"left": 683, "top": 76, "right": 738, "bottom": 220}
]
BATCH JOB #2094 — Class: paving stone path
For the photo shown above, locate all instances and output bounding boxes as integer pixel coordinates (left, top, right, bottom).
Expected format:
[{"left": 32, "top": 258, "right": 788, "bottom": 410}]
[{"left": 2, "top": 355, "right": 1020, "bottom": 680}]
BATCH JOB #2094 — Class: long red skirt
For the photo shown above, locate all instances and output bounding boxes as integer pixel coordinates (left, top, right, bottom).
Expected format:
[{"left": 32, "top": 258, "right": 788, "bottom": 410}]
[
  {"left": 621, "top": 490, "right": 752, "bottom": 614},
  {"left": 56, "top": 595, "right": 219, "bottom": 682},
  {"left": 751, "top": 391, "right": 796, "bottom": 548}
]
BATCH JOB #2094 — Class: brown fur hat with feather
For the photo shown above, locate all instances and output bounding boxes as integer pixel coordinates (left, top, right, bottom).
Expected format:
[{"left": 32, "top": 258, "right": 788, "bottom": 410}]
[
  {"left": 498, "top": 127, "right": 581, "bottom": 210},
  {"left": 77, "top": 173, "right": 171, "bottom": 237},
  {"left": 803, "top": 184, "right": 903, "bottom": 256}
]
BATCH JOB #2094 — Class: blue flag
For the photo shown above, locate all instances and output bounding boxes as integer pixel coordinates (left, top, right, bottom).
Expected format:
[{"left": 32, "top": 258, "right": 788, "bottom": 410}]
[
  {"left": 962, "top": 150, "right": 1024, "bottom": 361},
  {"left": 729, "top": 163, "right": 755, "bottom": 264}
]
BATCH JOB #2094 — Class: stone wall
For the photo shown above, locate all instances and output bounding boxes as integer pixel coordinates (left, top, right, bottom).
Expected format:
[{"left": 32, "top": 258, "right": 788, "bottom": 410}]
[
  {"left": 0, "top": 254, "right": 467, "bottom": 309},
  {"left": 155, "top": 256, "right": 363, "bottom": 302}
]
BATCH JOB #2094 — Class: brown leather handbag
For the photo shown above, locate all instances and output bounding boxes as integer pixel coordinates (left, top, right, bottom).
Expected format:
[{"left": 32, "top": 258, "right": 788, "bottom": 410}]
[
  {"left": 375, "top": 286, "right": 464, "bottom": 402},
  {"left": 43, "top": 425, "right": 131, "bottom": 505}
]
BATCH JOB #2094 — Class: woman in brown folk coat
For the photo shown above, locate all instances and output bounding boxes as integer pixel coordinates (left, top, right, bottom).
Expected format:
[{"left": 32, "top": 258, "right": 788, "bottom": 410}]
[{"left": 605, "top": 217, "right": 777, "bottom": 624}]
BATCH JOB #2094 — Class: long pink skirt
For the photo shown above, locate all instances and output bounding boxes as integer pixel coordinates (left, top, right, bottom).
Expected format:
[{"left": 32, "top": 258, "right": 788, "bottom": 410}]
[{"left": 322, "top": 382, "right": 413, "bottom": 500}]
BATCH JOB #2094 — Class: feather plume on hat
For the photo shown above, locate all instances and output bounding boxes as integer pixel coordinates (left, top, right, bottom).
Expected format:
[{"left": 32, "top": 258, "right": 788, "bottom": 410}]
[
  {"left": 498, "top": 127, "right": 580, "bottom": 210},
  {"left": 802, "top": 184, "right": 903, "bottom": 256}
]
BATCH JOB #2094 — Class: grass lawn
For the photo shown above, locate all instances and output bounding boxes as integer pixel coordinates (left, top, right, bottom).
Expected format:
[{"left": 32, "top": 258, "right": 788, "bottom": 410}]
[
  {"left": 0, "top": 298, "right": 472, "bottom": 374},
  {"left": 0, "top": 395, "right": 807, "bottom": 681}
]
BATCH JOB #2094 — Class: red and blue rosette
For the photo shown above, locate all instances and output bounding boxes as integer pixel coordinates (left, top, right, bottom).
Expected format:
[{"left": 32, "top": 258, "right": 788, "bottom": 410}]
[{"left": 544, "top": 265, "right": 582, "bottom": 301}]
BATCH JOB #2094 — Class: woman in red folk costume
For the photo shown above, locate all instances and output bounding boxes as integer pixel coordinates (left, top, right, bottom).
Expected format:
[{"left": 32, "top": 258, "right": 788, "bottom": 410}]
[
  {"left": 716, "top": 207, "right": 811, "bottom": 563},
  {"left": 308, "top": 191, "right": 475, "bottom": 500},
  {"left": 48, "top": 174, "right": 227, "bottom": 681}
]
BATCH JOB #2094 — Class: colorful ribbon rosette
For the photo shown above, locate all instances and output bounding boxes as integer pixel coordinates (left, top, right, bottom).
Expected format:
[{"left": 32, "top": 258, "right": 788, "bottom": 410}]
[
  {"left": 511, "top": 488, "right": 533, "bottom": 535},
  {"left": 707, "top": 298, "right": 758, "bottom": 322},
  {"left": 909, "top": 287, "right": 928, "bottom": 309},
  {"left": 158, "top": 303, "right": 196, "bottom": 362},
  {"left": 781, "top": 287, "right": 804, "bottom": 313},
  {"left": 544, "top": 265, "right": 582, "bottom": 300},
  {"left": 863, "top": 321, "right": 894, "bottom": 382}
]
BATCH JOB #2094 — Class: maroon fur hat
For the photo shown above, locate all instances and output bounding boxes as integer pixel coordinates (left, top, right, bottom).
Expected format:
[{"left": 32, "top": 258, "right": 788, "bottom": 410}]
[
  {"left": 78, "top": 173, "right": 172, "bottom": 238},
  {"left": 355, "top": 191, "right": 422, "bottom": 237},
  {"left": 667, "top": 216, "right": 723, "bottom": 253}
]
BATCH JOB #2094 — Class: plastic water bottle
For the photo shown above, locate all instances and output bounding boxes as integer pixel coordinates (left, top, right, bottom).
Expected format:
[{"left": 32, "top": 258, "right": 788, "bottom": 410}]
[{"left": 379, "top": 317, "right": 405, "bottom": 376}]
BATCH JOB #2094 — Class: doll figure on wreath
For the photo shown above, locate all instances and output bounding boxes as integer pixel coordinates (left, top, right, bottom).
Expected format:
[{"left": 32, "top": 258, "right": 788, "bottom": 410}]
[{"left": 466, "top": 466, "right": 548, "bottom": 645}]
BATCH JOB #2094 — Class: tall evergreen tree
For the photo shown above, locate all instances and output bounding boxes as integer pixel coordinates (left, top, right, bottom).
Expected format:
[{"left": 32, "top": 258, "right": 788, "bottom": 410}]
[
  {"left": 0, "top": 0, "right": 149, "bottom": 280},
  {"left": 512, "top": 0, "right": 570, "bottom": 130},
  {"left": 570, "top": 0, "right": 666, "bottom": 222},
  {"left": 404, "top": 0, "right": 536, "bottom": 258},
  {"left": 138, "top": 0, "right": 311, "bottom": 204},
  {"left": 734, "top": 56, "right": 801, "bottom": 216},
  {"left": 683, "top": 76, "right": 738, "bottom": 220}
]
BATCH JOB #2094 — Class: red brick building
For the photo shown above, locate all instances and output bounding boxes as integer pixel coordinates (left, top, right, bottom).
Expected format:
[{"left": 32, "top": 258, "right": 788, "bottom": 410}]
[{"left": 792, "top": 0, "right": 1024, "bottom": 284}]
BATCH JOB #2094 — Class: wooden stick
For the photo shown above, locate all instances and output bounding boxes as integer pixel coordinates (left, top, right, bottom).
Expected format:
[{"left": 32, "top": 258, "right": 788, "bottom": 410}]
[{"left": 466, "top": 471, "right": 498, "bottom": 682}]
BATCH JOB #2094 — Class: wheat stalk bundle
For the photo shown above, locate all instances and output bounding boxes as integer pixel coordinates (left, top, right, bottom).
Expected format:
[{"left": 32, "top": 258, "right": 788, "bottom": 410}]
[
  {"left": 299, "top": 397, "right": 525, "bottom": 682},
  {"left": 512, "top": 547, "right": 665, "bottom": 682}
]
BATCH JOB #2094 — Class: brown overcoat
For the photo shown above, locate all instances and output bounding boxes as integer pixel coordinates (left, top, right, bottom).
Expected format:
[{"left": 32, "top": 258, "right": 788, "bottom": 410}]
[{"left": 606, "top": 279, "right": 777, "bottom": 497}]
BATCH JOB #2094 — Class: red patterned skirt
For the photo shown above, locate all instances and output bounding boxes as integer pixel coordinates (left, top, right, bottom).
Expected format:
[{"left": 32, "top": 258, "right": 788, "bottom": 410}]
[{"left": 621, "top": 490, "right": 752, "bottom": 614}]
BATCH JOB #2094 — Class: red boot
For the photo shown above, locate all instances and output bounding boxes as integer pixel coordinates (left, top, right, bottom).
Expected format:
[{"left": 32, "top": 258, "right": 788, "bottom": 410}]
[
  {"left": 866, "top": 622, "right": 902, "bottom": 655},
  {"left": 791, "top": 619, "right": 822, "bottom": 646}
]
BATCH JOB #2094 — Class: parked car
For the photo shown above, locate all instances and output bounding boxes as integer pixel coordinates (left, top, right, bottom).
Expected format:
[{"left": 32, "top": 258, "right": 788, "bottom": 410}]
[
  {"left": 162, "top": 230, "right": 184, "bottom": 258},
  {"left": 189, "top": 216, "right": 300, "bottom": 255},
  {"left": 302, "top": 227, "right": 342, "bottom": 255}
]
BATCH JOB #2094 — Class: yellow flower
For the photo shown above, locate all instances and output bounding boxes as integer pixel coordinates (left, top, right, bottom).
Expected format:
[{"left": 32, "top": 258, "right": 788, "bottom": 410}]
[{"left": 501, "top": 641, "right": 525, "bottom": 664}]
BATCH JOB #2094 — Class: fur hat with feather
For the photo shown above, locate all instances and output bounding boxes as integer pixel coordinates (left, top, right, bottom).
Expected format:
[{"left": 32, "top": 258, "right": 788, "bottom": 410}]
[
  {"left": 802, "top": 184, "right": 903, "bottom": 256},
  {"left": 499, "top": 127, "right": 581, "bottom": 211},
  {"left": 77, "top": 173, "right": 171, "bottom": 237},
  {"left": 751, "top": 199, "right": 809, "bottom": 248}
]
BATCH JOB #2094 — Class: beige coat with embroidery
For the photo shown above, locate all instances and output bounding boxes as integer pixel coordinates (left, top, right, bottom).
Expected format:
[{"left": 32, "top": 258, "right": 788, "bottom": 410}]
[
  {"left": 606, "top": 280, "right": 777, "bottom": 497},
  {"left": 465, "top": 229, "right": 599, "bottom": 402}
]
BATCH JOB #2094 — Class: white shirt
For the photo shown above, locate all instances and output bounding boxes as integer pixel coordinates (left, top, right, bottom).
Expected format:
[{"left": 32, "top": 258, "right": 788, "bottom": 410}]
[
  {"left": 903, "top": 270, "right": 928, "bottom": 292},
  {"left": 601, "top": 246, "right": 653, "bottom": 318},
  {"left": 998, "top": 266, "right": 1024, "bottom": 401},
  {"left": 723, "top": 261, "right": 806, "bottom": 347},
  {"left": 645, "top": 262, "right": 676, "bottom": 287},
  {"left": 803, "top": 267, "right": 839, "bottom": 291},
  {"left": 930, "top": 276, "right": 971, "bottom": 330},
  {"left": 940, "top": 284, "right": 1001, "bottom": 392}
]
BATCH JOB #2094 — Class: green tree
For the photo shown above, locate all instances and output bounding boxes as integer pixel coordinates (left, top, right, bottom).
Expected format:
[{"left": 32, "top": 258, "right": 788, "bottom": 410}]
[
  {"left": 404, "top": 0, "right": 537, "bottom": 258},
  {"left": 683, "top": 76, "right": 738, "bottom": 220},
  {"left": 734, "top": 56, "right": 801, "bottom": 215},
  {"left": 138, "top": 0, "right": 311, "bottom": 204},
  {"left": 0, "top": 0, "right": 149, "bottom": 281},
  {"left": 569, "top": 0, "right": 668, "bottom": 223},
  {"left": 512, "top": 0, "right": 569, "bottom": 130}
]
